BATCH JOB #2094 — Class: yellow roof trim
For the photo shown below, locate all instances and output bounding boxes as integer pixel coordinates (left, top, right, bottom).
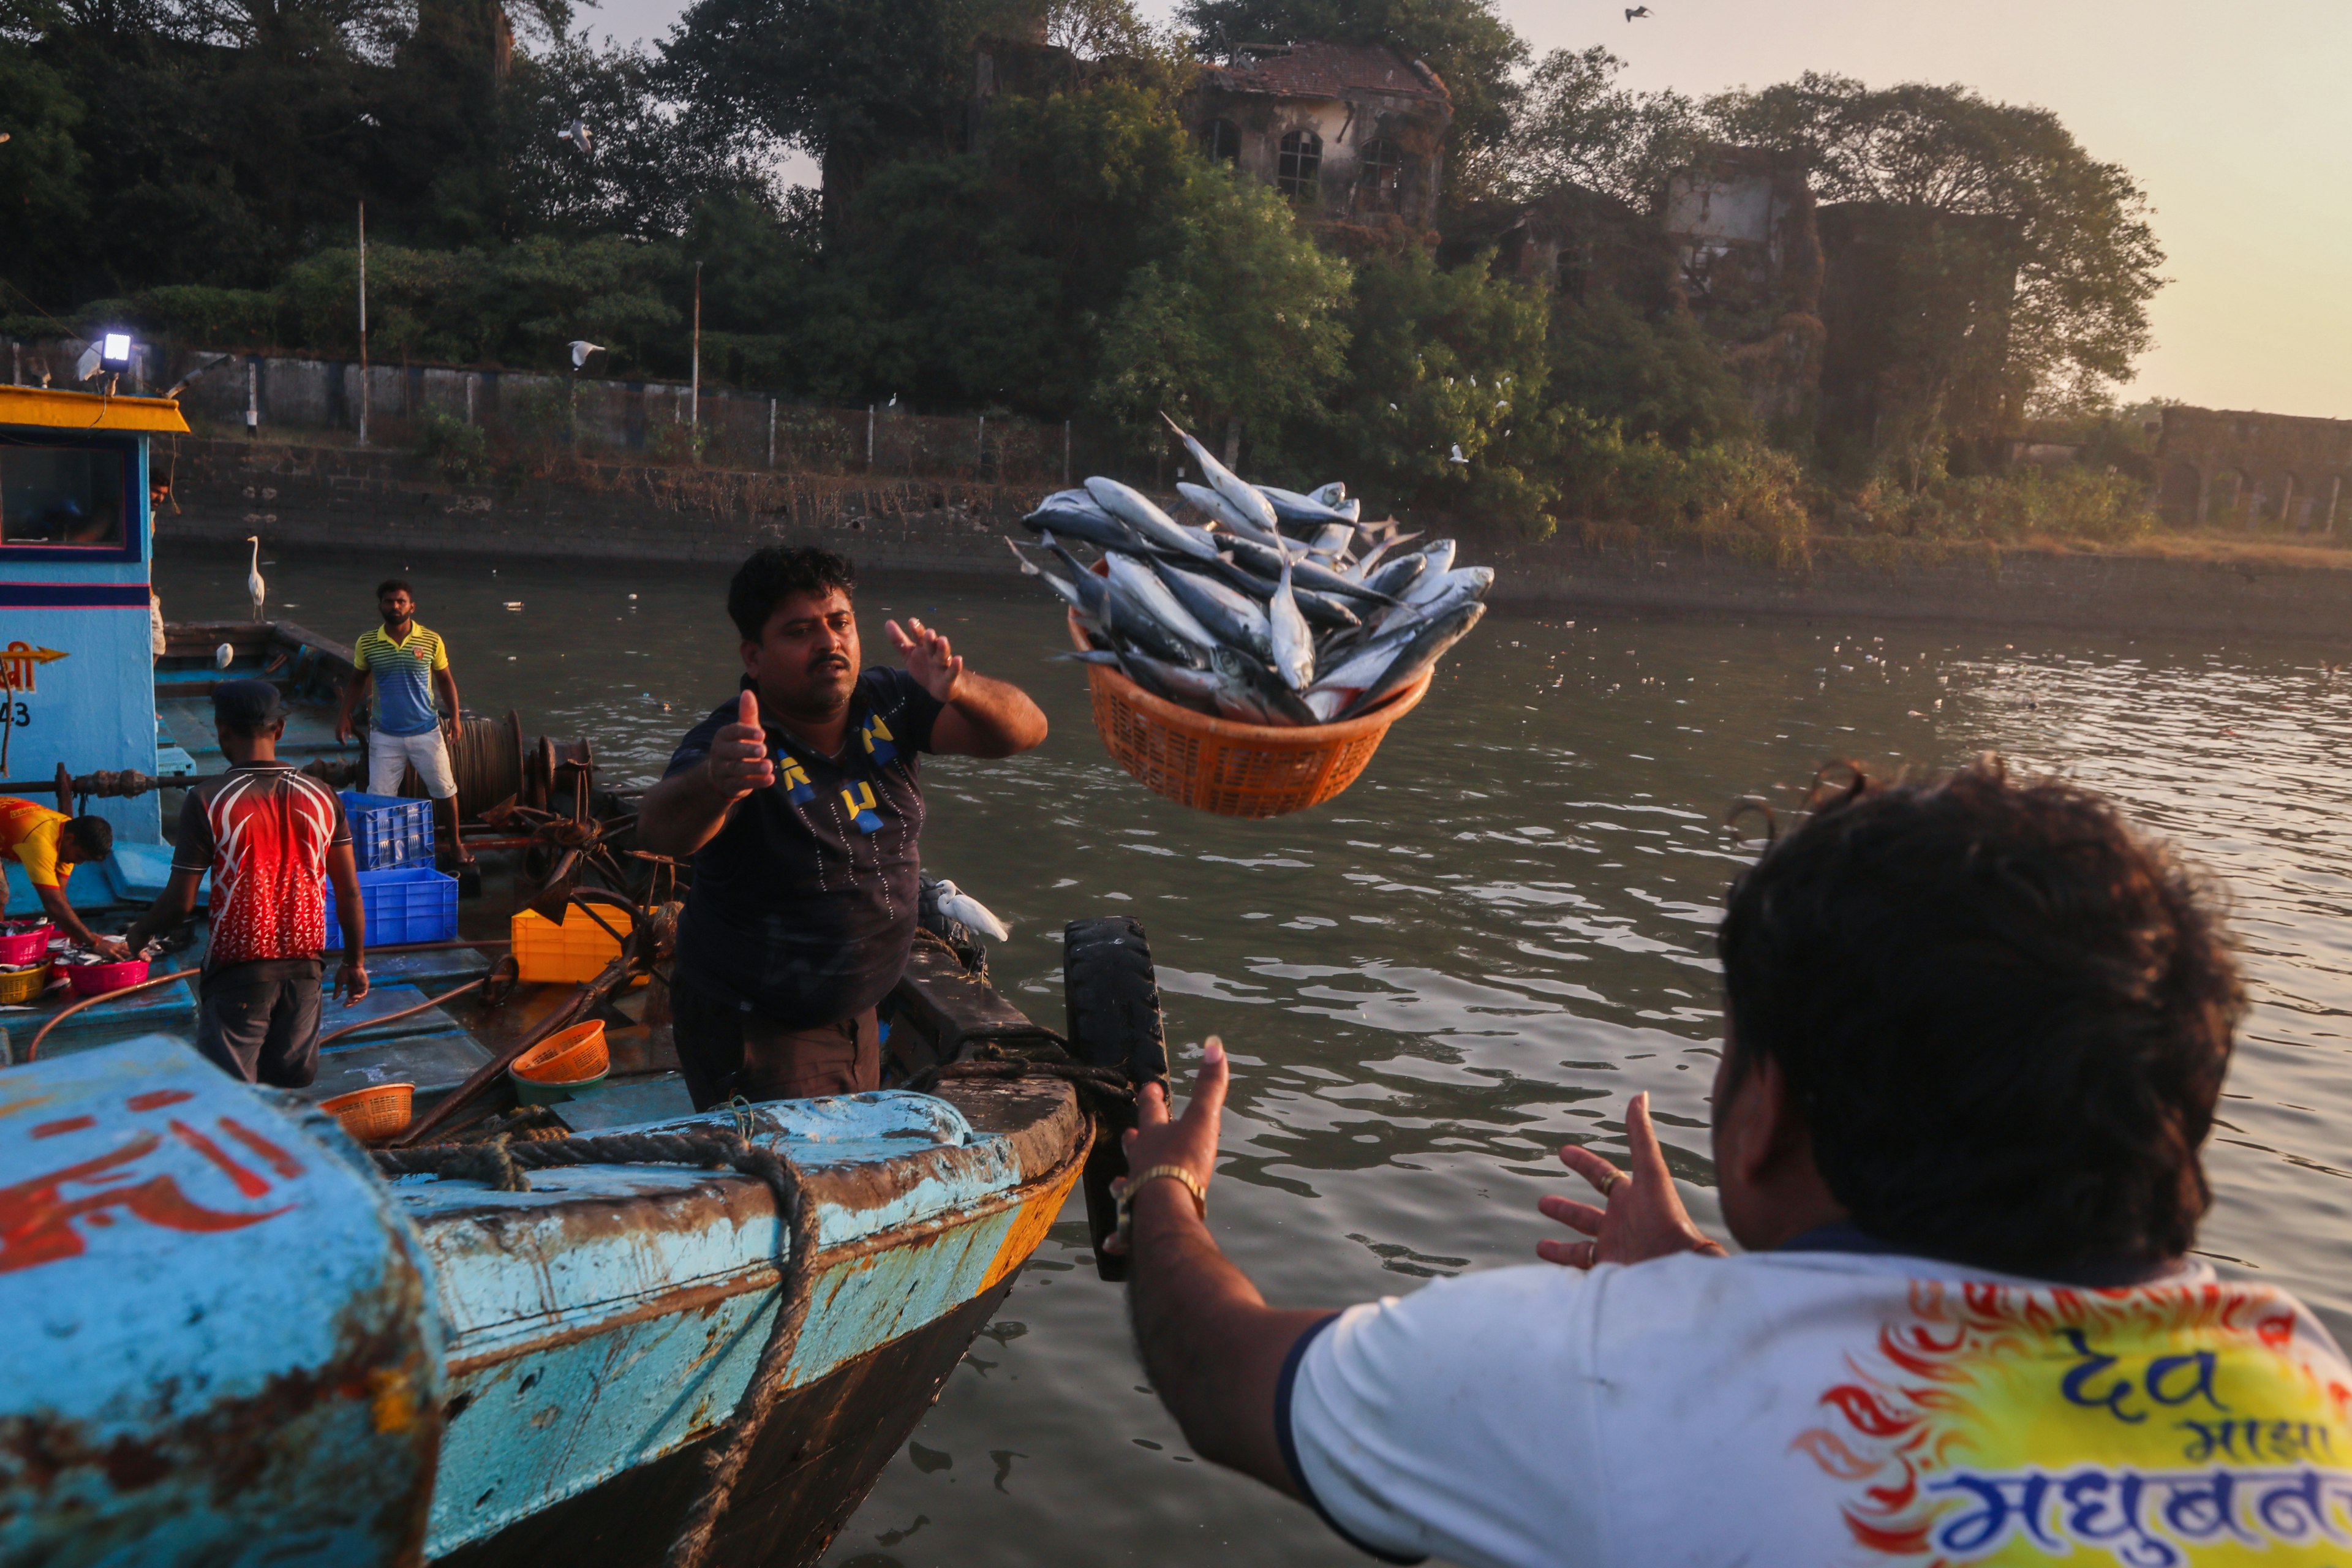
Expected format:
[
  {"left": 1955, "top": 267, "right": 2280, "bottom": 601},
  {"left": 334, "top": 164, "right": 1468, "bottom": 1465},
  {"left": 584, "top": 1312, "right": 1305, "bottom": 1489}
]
[{"left": 0, "top": 385, "right": 192, "bottom": 435}]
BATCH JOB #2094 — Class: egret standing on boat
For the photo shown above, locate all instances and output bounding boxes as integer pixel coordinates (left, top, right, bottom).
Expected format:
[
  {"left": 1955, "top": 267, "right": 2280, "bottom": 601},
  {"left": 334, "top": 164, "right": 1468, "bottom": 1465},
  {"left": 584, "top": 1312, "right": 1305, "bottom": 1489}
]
[
  {"left": 638, "top": 547, "right": 1048, "bottom": 1107},
  {"left": 0, "top": 799, "right": 125, "bottom": 956},
  {"left": 245, "top": 535, "right": 265, "bottom": 621},
  {"left": 127, "top": 680, "right": 369, "bottom": 1087},
  {"left": 334, "top": 578, "right": 478, "bottom": 876}
]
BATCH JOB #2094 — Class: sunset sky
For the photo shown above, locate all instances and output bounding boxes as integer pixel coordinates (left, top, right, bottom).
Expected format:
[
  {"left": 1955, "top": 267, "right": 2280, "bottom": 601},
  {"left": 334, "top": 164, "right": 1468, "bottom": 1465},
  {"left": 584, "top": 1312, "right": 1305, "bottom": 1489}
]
[{"left": 588, "top": 0, "right": 2350, "bottom": 419}]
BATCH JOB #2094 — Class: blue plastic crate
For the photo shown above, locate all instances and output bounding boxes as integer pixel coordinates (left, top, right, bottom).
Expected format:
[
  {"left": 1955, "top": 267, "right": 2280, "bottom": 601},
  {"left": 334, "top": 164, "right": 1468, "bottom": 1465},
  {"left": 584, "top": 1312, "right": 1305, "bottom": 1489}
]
[
  {"left": 323, "top": 865, "right": 459, "bottom": 950},
  {"left": 339, "top": 791, "right": 434, "bottom": 871}
]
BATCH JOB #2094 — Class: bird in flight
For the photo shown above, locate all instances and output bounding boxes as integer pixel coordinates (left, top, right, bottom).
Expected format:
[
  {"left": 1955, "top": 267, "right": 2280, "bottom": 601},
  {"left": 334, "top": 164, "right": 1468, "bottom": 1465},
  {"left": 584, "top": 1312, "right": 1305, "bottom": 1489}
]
[
  {"left": 557, "top": 116, "right": 592, "bottom": 154},
  {"left": 1626, "top": 5, "right": 1651, "bottom": 17}
]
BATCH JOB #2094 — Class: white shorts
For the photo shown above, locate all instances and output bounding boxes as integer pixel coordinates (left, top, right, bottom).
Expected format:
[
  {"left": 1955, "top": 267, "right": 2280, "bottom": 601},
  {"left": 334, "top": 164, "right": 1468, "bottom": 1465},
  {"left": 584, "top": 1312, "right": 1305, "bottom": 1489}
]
[{"left": 368, "top": 728, "right": 458, "bottom": 800}]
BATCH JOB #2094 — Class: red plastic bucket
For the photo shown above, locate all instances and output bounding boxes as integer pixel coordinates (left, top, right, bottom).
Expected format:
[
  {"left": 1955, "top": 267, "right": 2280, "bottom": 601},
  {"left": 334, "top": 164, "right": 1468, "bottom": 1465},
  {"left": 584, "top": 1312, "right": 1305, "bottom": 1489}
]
[
  {"left": 0, "top": 924, "right": 55, "bottom": 968},
  {"left": 66, "top": 958, "right": 150, "bottom": 997}
]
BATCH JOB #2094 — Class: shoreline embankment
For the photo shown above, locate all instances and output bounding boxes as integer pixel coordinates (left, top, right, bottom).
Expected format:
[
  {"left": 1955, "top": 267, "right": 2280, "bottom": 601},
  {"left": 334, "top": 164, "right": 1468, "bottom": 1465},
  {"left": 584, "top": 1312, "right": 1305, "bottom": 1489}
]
[{"left": 159, "top": 437, "right": 2352, "bottom": 643}]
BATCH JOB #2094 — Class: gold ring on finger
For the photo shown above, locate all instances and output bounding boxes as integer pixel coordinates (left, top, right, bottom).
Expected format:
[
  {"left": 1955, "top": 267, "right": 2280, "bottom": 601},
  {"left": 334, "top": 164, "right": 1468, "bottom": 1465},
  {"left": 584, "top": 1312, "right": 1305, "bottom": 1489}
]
[{"left": 1600, "top": 1170, "right": 1622, "bottom": 1196}]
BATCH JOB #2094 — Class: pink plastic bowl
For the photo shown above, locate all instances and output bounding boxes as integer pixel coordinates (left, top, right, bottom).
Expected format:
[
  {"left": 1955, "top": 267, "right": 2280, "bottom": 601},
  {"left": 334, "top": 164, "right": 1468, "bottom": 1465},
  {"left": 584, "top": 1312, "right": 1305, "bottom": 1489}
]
[
  {"left": 0, "top": 924, "right": 55, "bottom": 967},
  {"left": 66, "top": 958, "right": 150, "bottom": 997}
]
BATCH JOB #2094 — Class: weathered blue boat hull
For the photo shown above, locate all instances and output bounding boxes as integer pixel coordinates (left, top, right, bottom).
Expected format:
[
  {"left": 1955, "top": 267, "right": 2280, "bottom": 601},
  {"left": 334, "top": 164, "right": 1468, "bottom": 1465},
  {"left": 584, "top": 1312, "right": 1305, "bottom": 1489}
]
[{"left": 0, "top": 1039, "right": 1089, "bottom": 1568}]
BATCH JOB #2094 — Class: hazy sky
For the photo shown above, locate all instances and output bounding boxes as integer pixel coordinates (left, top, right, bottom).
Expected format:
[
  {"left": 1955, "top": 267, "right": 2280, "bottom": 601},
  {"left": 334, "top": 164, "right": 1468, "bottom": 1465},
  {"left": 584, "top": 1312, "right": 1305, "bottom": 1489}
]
[{"left": 585, "top": 0, "right": 2350, "bottom": 418}]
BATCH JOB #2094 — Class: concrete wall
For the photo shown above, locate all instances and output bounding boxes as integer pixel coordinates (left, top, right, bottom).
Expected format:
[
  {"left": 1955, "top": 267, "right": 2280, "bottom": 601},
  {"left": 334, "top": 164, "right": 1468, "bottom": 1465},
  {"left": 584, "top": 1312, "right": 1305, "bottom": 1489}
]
[{"left": 157, "top": 438, "right": 2352, "bottom": 641}]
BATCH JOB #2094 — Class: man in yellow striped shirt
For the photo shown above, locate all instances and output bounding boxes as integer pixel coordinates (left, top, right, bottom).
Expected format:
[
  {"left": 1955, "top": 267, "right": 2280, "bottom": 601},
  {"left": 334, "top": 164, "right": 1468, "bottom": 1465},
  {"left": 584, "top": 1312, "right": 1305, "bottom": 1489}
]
[{"left": 335, "top": 578, "right": 475, "bottom": 873}]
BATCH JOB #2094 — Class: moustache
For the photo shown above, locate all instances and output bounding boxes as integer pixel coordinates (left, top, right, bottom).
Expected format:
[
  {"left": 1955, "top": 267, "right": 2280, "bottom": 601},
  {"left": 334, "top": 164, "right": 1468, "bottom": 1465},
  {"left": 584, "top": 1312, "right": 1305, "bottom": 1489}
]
[{"left": 809, "top": 654, "right": 851, "bottom": 674}]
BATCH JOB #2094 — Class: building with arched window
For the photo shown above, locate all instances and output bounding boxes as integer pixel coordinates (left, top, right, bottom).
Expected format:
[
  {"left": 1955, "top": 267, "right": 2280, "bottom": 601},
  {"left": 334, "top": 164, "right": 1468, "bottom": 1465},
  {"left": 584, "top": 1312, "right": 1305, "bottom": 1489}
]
[
  {"left": 2157, "top": 409, "right": 2352, "bottom": 535},
  {"left": 1276, "top": 129, "right": 1322, "bottom": 199},
  {"left": 1180, "top": 41, "right": 1452, "bottom": 238}
]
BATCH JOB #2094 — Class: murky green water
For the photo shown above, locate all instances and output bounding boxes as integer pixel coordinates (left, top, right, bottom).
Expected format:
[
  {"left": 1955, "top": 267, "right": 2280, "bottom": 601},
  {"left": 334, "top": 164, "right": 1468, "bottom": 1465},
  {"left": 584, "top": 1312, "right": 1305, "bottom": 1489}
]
[{"left": 159, "top": 541, "right": 2352, "bottom": 1567}]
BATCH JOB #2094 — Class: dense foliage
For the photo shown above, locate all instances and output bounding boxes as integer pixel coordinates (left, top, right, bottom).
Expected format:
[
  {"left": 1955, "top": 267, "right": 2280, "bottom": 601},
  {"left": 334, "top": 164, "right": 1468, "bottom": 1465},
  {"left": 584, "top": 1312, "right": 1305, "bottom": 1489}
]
[{"left": 0, "top": 0, "right": 2175, "bottom": 544}]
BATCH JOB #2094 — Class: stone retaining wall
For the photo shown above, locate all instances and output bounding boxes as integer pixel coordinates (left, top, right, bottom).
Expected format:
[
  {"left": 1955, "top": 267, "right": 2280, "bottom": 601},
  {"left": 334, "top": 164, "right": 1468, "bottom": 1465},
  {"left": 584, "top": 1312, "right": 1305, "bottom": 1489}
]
[{"left": 159, "top": 437, "right": 2352, "bottom": 641}]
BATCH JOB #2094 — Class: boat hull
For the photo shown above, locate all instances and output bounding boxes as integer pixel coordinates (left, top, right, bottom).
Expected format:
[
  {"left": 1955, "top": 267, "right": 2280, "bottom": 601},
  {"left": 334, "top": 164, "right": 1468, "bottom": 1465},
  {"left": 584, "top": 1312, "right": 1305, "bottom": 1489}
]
[{"left": 438, "top": 1279, "right": 1012, "bottom": 1567}]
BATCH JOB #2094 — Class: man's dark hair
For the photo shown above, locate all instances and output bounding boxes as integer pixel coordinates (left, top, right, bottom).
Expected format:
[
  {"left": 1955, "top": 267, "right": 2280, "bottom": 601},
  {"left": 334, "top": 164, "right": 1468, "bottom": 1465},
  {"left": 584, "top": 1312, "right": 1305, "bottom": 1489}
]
[
  {"left": 377, "top": 578, "right": 413, "bottom": 600},
  {"left": 1717, "top": 757, "right": 2242, "bottom": 1275},
  {"left": 64, "top": 815, "right": 113, "bottom": 860},
  {"left": 728, "top": 547, "right": 856, "bottom": 641}
]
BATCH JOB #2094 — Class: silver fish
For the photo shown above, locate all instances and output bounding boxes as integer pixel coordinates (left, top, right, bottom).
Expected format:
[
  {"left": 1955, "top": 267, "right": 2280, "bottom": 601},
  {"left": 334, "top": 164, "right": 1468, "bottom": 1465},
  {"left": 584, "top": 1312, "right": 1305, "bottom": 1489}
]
[
  {"left": 1344, "top": 536, "right": 1402, "bottom": 584},
  {"left": 1303, "top": 522, "right": 1354, "bottom": 561},
  {"left": 1210, "top": 646, "right": 1316, "bottom": 725},
  {"left": 1085, "top": 477, "right": 1222, "bottom": 562},
  {"left": 1256, "top": 483, "right": 1356, "bottom": 526},
  {"left": 1268, "top": 554, "right": 1315, "bottom": 691},
  {"left": 1220, "top": 531, "right": 1397, "bottom": 605},
  {"left": 1023, "top": 503, "right": 1139, "bottom": 557},
  {"left": 1364, "top": 551, "right": 1429, "bottom": 599},
  {"left": 1336, "top": 600, "right": 1486, "bottom": 720},
  {"left": 1178, "top": 481, "right": 1285, "bottom": 548},
  {"left": 1310, "top": 481, "right": 1347, "bottom": 507},
  {"left": 1106, "top": 551, "right": 1219, "bottom": 654},
  {"left": 1401, "top": 564, "right": 1494, "bottom": 610},
  {"left": 1293, "top": 587, "right": 1361, "bottom": 633},
  {"left": 1419, "top": 538, "right": 1458, "bottom": 577},
  {"left": 1162, "top": 414, "right": 1282, "bottom": 537},
  {"left": 1153, "top": 557, "right": 1273, "bottom": 661}
]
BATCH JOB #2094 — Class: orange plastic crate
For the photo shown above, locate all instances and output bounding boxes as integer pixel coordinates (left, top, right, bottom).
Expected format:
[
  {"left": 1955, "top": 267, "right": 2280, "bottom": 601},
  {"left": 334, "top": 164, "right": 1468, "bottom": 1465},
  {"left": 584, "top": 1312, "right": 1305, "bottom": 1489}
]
[
  {"left": 1068, "top": 612, "right": 1431, "bottom": 819},
  {"left": 511, "top": 906, "right": 636, "bottom": 984}
]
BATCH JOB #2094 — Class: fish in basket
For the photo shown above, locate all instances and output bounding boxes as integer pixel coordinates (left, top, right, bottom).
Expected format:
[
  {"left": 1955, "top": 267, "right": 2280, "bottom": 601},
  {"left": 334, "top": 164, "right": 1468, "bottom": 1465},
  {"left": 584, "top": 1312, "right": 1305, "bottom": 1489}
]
[{"left": 1008, "top": 416, "right": 1488, "bottom": 816}]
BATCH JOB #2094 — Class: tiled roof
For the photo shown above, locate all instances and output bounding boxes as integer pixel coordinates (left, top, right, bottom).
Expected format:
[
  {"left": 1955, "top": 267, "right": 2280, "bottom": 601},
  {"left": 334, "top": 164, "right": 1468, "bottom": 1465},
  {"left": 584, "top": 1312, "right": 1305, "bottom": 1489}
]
[{"left": 1202, "top": 42, "right": 1448, "bottom": 105}]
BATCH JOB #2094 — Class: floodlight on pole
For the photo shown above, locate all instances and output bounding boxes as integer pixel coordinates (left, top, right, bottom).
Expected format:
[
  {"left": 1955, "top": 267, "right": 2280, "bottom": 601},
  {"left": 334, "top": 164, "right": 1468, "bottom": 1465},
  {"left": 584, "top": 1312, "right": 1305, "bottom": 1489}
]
[{"left": 100, "top": 332, "right": 133, "bottom": 370}]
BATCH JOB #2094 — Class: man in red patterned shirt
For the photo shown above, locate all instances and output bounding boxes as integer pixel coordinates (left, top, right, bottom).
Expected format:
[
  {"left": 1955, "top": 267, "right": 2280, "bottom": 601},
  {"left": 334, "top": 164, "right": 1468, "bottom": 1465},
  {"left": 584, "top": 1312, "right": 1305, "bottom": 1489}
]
[{"left": 127, "top": 681, "right": 370, "bottom": 1086}]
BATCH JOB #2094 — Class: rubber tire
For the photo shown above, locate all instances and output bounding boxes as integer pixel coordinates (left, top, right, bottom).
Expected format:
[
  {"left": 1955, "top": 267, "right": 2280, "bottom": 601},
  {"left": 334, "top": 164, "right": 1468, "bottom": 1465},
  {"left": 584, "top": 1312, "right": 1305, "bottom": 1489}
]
[
  {"left": 1062, "top": 916, "right": 1167, "bottom": 1085},
  {"left": 1064, "top": 916, "right": 1166, "bottom": 1282}
]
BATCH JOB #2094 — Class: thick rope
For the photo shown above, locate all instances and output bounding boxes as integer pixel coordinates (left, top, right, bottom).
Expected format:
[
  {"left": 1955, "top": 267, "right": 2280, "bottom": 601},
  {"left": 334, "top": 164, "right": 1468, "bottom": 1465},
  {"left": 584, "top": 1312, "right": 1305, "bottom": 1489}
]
[{"left": 372, "top": 1128, "right": 820, "bottom": 1568}]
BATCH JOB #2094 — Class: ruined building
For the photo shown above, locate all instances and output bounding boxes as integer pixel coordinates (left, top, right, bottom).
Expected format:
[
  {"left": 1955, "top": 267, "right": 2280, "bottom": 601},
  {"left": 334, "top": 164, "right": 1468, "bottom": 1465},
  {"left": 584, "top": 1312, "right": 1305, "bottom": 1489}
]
[
  {"left": 2156, "top": 407, "right": 2351, "bottom": 533},
  {"left": 1659, "top": 149, "right": 1824, "bottom": 440},
  {"left": 1181, "top": 43, "right": 1453, "bottom": 247}
]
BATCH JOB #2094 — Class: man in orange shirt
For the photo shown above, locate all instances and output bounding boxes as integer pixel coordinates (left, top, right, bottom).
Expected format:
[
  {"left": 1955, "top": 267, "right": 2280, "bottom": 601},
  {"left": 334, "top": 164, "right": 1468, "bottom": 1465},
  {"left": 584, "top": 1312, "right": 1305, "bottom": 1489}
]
[{"left": 0, "top": 798, "right": 127, "bottom": 957}]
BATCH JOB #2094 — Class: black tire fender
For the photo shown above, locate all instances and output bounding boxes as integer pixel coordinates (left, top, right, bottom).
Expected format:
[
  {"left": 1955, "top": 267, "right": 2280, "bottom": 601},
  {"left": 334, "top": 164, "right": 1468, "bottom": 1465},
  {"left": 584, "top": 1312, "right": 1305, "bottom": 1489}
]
[{"left": 1063, "top": 916, "right": 1166, "bottom": 1281}]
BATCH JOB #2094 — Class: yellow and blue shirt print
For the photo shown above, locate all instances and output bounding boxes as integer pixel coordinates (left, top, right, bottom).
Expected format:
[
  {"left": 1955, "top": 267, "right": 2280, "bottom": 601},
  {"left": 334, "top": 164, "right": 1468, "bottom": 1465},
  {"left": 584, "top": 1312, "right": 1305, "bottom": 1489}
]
[{"left": 1796, "top": 1278, "right": 2352, "bottom": 1564}]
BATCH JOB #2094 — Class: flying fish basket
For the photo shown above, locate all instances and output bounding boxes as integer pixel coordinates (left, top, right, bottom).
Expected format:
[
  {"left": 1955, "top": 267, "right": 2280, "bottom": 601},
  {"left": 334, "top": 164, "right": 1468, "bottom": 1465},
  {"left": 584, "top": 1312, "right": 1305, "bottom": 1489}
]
[{"left": 1069, "top": 613, "right": 1431, "bottom": 819}]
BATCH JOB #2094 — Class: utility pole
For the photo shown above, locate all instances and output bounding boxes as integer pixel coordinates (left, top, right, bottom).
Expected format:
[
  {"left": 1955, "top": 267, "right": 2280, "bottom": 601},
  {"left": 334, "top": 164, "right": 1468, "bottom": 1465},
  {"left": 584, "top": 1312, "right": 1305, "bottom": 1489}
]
[
  {"left": 689, "top": 261, "right": 701, "bottom": 432},
  {"left": 767, "top": 397, "right": 777, "bottom": 469},
  {"left": 356, "top": 201, "right": 370, "bottom": 448},
  {"left": 246, "top": 359, "right": 258, "bottom": 438}
]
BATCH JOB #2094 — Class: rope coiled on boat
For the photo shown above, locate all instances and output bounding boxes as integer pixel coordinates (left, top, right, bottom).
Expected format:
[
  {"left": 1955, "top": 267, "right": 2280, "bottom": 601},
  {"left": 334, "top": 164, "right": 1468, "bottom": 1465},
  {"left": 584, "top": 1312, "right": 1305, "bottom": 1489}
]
[{"left": 372, "top": 1129, "right": 819, "bottom": 1568}]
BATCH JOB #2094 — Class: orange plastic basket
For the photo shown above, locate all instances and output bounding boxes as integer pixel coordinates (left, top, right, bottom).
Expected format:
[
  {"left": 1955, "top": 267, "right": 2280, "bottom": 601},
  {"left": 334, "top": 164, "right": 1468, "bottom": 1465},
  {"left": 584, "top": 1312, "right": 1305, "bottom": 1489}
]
[
  {"left": 319, "top": 1082, "right": 415, "bottom": 1144},
  {"left": 1067, "top": 612, "right": 1432, "bottom": 818},
  {"left": 510, "top": 1020, "right": 610, "bottom": 1084}
]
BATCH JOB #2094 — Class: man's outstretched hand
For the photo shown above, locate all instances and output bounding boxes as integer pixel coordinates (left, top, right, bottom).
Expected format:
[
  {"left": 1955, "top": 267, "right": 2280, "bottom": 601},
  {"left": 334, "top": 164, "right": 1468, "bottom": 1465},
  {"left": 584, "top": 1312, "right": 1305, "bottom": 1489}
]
[
  {"left": 1537, "top": 1091, "right": 1725, "bottom": 1269},
  {"left": 707, "top": 688, "right": 775, "bottom": 802},
  {"left": 887, "top": 618, "right": 965, "bottom": 705},
  {"left": 1102, "top": 1036, "right": 1227, "bottom": 1256}
]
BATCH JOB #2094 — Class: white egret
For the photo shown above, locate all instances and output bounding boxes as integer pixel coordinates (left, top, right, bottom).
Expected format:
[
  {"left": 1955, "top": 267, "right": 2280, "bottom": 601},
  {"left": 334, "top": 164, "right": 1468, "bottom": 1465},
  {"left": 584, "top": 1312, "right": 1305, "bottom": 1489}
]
[
  {"left": 214, "top": 643, "right": 233, "bottom": 669},
  {"left": 245, "top": 535, "right": 265, "bottom": 620}
]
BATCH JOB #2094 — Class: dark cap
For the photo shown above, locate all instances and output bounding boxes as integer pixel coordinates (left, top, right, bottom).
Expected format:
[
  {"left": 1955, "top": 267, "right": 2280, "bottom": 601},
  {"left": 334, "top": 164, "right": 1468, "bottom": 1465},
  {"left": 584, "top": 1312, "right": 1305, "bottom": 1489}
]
[{"left": 213, "top": 679, "right": 287, "bottom": 728}]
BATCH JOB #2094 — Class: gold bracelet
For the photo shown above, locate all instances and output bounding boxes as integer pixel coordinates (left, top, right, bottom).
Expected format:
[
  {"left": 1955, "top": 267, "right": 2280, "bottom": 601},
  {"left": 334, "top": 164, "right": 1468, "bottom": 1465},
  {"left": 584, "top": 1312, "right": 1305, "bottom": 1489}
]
[{"left": 1114, "top": 1163, "right": 1208, "bottom": 1252}]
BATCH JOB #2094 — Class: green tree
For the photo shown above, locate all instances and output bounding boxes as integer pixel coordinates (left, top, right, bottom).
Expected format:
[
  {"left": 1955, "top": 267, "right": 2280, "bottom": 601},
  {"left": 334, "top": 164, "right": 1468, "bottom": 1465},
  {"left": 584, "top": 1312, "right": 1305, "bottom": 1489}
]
[
  {"left": 661, "top": 0, "right": 1040, "bottom": 225},
  {"left": 1173, "top": 0, "right": 1525, "bottom": 190},
  {"left": 0, "top": 46, "right": 91, "bottom": 300},
  {"left": 1092, "top": 163, "right": 1351, "bottom": 458},
  {"left": 1706, "top": 74, "right": 2164, "bottom": 421},
  {"left": 1545, "top": 292, "right": 1751, "bottom": 447},
  {"left": 1498, "top": 44, "right": 1701, "bottom": 206},
  {"left": 1312, "top": 246, "right": 1552, "bottom": 527}
]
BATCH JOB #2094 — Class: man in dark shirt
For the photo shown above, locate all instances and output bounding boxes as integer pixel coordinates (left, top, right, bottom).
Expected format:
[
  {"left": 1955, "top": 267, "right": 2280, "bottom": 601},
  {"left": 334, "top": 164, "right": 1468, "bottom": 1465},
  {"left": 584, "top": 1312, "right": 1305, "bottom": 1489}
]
[
  {"left": 127, "top": 680, "right": 371, "bottom": 1087},
  {"left": 638, "top": 547, "right": 1047, "bottom": 1107}
]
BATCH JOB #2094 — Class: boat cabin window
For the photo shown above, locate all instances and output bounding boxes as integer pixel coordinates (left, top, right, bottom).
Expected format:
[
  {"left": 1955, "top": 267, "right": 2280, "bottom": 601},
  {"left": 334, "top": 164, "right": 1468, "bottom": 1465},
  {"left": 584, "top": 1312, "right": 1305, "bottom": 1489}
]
[{"left": 0, "top": 439, "right": 134, "bottom": 556}]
